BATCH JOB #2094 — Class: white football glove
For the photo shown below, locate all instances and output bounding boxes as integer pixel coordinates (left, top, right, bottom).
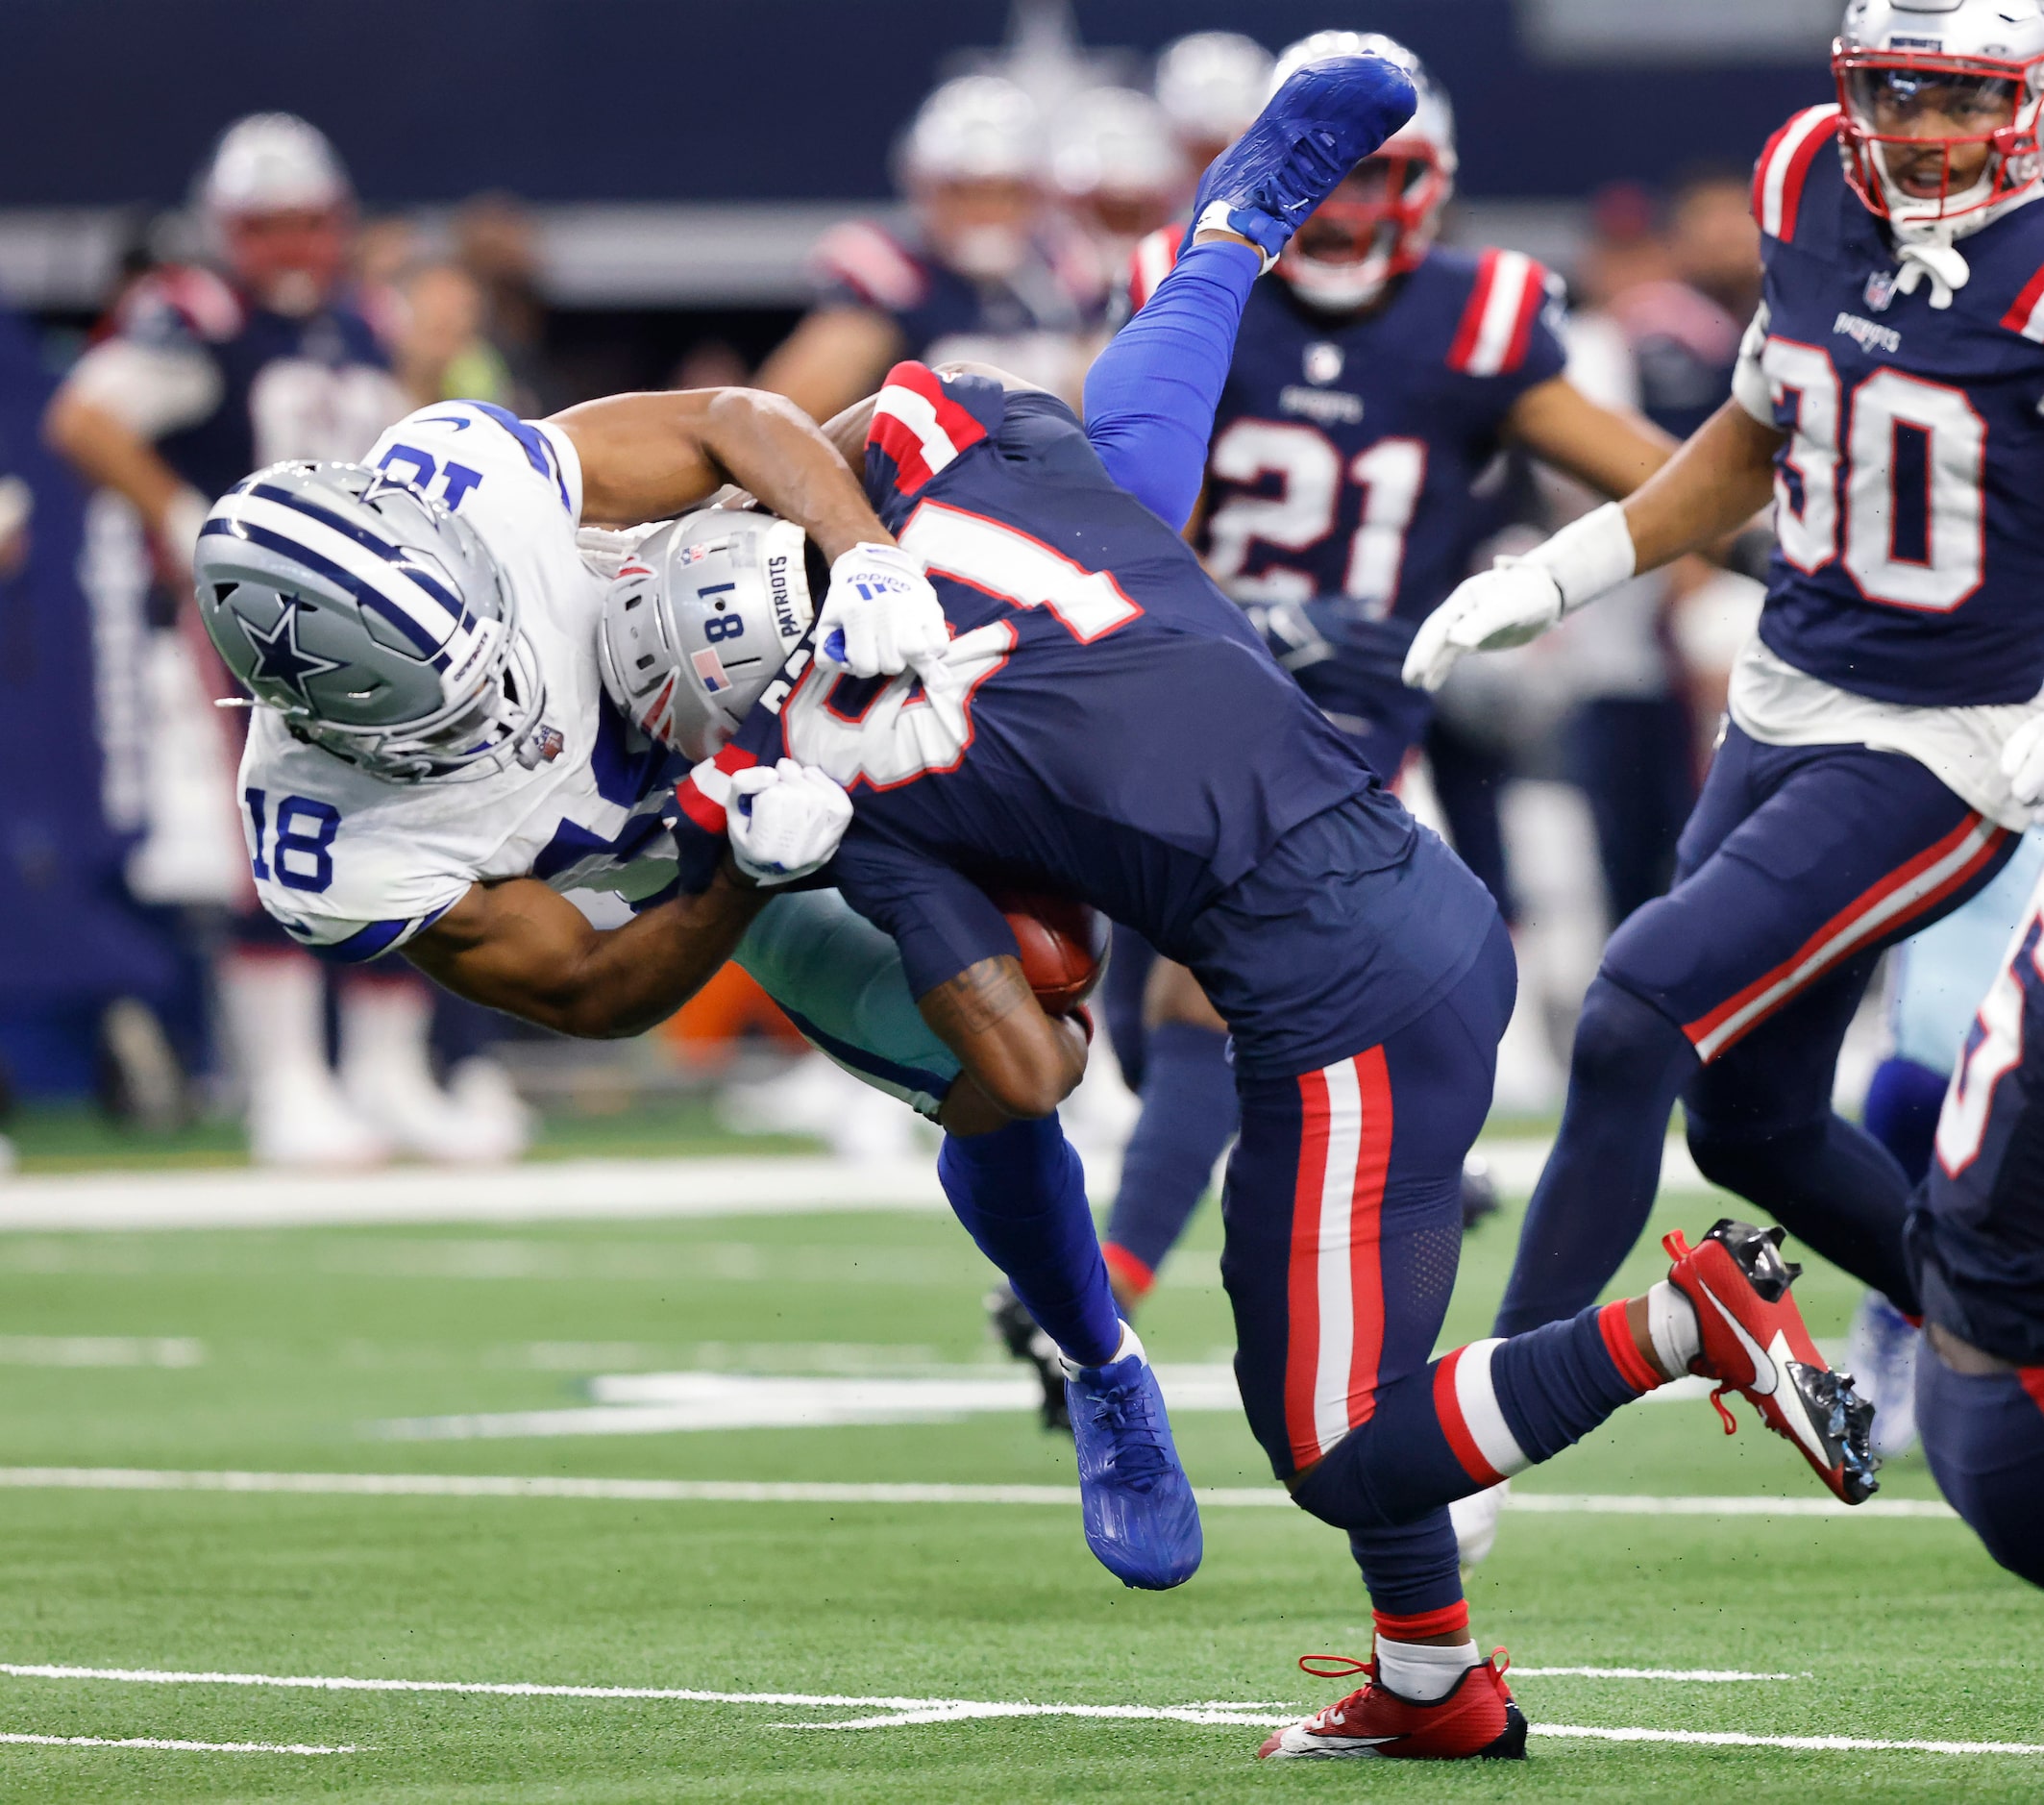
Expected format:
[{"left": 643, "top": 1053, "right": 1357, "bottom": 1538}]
[
  {"left": 818, "top": 542, "right": 948, "bottom": 679},
  {"left": 1402, "top": 559, "right": 1565, "bottom": 693},
  {"left": 2001, "top": 711, "right": 2044, "bottom": 813},
  {"left": 718, "top": 757, "right": 854, "bottom": 886}
]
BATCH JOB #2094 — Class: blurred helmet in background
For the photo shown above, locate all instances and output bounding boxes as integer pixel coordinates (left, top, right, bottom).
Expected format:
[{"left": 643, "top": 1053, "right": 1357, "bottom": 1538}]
[
  {"left": 1834, "top": 0, "right": 2044, "bottom": 238},
  {"left": 598, "top": 510, "right": 817, "bottom": 762},
  {"left": 1048, "top": 87, "right": 1186, "bottom": 248},
  {"left": 1269, "top": 32, "right": 1457, "bottom": 312},
  {"left": 899, "top": 76, "right": 1046, "bottom": 280},
  {"left": 196, "top": 461, "right": 551, "bottom": 783},
  {"left": 198, "top": 113, "right": 354, "bottom": 315},
  {"left": 1153, "top": 31, "right": 1273, "bottom": 169}
]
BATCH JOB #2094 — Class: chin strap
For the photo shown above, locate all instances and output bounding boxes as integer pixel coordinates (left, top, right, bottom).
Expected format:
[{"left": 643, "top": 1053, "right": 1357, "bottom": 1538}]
[{"left": 1893, "top": 231, "right": 1971, "bottom": 310}]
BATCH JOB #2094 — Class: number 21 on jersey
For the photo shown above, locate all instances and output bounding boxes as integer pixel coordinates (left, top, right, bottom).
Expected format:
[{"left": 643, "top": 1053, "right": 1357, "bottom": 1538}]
[{"left": 1203, "top": 422, "right": 1427, "bottom": 616}]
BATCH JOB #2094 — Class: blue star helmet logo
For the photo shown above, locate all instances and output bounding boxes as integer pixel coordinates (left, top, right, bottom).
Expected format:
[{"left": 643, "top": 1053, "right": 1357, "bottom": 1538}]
[{"left": 239, "top": 596, "right": 344, "bottom": 705}]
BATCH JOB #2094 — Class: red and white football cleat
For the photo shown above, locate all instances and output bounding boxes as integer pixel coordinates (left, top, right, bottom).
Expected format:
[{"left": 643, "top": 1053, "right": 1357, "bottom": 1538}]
[
  {"left": 1256, "top": 1651, "right": 1527, "bottom": 1761},
  {"left": 1664, "top": 1219, "right": 1879, "bottom": 1504}
]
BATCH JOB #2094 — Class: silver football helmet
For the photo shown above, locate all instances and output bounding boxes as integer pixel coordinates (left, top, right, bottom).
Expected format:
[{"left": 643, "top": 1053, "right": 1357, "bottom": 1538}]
[
  {"left": 195, "top": 461, "right": 552, "bottom": 783},
  {"left": 597, "top": 509, "right": 816, "bottom": 762}
]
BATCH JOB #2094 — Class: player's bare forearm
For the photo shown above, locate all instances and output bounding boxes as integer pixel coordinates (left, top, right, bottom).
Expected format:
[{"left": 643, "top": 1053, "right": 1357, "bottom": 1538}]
[
  {"left": 1504, "top": 376, "right": 1676, "bottom": 500},
  {"left": 918, "top": 955, "right": 1087, "bottom": 1123},
  {"left": 404, "top": 870, "right": 770, "bottom": 1041},
  {"left": 42, "top": 390, "right": 186, "bottom": 532},
  {"left": 1620, "top": 400, "right": 1785, "bottom": 575},
  {"left": 552, "top": 387, "right": 895, "bottom": 560}
]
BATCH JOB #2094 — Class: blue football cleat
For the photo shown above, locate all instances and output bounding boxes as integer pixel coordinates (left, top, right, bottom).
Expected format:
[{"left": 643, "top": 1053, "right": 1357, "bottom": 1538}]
[
  {"left": 1182, "top": 53, "right": 1419, "bottom": 271},
  {"left": 1065, "top": 1329, "right": 1203, "bottom": 1590}
]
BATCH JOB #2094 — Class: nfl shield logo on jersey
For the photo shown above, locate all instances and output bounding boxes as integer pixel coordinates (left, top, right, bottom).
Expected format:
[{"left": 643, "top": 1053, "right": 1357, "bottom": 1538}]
[
  {"left": 1303, "top": 342, "right": 1344, "bottom": 385},
  {"left": 1864, "top": 267, "right": 1900, "bottom": 313}
]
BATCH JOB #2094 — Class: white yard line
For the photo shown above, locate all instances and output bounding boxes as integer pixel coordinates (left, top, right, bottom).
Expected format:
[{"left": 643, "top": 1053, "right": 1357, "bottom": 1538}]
[
  {"left": 0, "top": 1467, "right": 1960, "bottom": 1518},
  {"left": 0, "top": 1137, "right": 1710, "bottom": 1233},
  {"left": 0, "top": 1730, "right": 357, "bottom": 1753},
  {"left": 1511, "top": 1668, "right": 1810, "bottom": 1681},
  {"left": 3, "top": 1664, "right": 2033, "bottom": 1758}
]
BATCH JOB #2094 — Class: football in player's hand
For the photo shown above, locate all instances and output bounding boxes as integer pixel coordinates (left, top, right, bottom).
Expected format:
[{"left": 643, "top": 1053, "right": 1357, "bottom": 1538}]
[{"left": 988, "top": 888, "right": 1109, "bottom": 1016}]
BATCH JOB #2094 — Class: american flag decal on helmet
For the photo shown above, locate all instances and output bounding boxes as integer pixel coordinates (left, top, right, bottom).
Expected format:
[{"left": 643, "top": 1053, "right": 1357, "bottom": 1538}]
[{"left": 692, "top": 646, "right": 733, "bottom": 694}]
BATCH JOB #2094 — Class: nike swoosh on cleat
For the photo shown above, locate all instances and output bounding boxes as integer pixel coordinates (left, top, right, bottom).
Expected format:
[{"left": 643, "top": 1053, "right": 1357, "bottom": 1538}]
[{"left": 1699, "top": 1283, "right": 1778, "bottom": 1395}]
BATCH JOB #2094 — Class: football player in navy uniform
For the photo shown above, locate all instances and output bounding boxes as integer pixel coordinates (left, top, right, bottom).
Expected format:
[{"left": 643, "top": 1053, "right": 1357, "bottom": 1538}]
[
  {"left": 649, "top": 55, "right": 1877, "bottom": 1759},
  {"left": 42, "top": 114, "right": 511, "bottom": 1168},
  {"left": 1410, "top": 0, "right": 2044, "bottom": 1470},
  {"left": 757, "top": 75, "right": 1096, "bottom": 426},
  {"left": 1092, "top": 34, "right": 1673, "bottom": 1332},
  {"left": 1908, "top": 801, "right": 2044, "bottom": 1590}
]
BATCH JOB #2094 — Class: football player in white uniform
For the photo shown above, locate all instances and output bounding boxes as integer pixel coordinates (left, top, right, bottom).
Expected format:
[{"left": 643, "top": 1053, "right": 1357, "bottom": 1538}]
[{"left": 193, "top": 381, "right": 1202, "bottom": 1593}]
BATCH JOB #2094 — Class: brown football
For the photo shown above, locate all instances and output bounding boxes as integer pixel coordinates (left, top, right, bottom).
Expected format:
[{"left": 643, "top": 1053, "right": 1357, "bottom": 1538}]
[{"left": 986, "top": 887, "right": 1110, "bottom": 1016}]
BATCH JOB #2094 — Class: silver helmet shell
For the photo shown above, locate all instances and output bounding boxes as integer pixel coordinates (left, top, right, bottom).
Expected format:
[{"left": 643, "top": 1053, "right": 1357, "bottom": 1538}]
[
  {"left": 195, "top": 460, "right": 551, "bottom": 783},
  {"left": 597, "top": 509, "right": 815, "bottom": 762}
]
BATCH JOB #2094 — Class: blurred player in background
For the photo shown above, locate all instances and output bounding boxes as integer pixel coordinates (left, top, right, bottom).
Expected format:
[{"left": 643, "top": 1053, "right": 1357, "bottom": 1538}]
[
  {"left": 656, "top": 55, "right": 1878, "bottom": 1752},
  {"left": 1152, "top": 30, "right": 1274, "bottom": 180},
  {"left": 1410, "top": 0, "right": 2044, "bottom": 1472},
  {"left": 44, "top": 113, "right": 521, "bottom": 1167},
  {"left": 1091, "top": 34, "right": 1672, "bottom": 1323},
  {"left": 758, "top": 75, "right": 1096, "bottom": 423},
  {"left": 1047, "top": 87, "right": 1185, "bottom": 307}
]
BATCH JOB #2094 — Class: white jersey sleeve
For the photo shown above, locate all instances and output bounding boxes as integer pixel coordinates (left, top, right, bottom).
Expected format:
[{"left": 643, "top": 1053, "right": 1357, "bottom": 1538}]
[{"left": 366, "top": 401, "right": 583, "bottom": 538}]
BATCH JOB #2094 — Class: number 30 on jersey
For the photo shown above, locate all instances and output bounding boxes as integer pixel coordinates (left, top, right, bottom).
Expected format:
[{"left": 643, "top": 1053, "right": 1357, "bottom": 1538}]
[{"left": 1762, "top": 337, "right": 1985, "bottom": 612}]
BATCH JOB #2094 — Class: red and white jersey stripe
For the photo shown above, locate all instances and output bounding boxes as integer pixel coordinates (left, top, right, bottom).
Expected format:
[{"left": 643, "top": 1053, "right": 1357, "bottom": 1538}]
[
  {"left": 811, "top": 220, "right": 929, "bottom": 313},
  {"left": 1751, "top": 105, "right": 1841, "bottom": 245},
  {"left": 1432, "top": 1339, "right": 1531, "bottom": 1488},
  {"left": 672, "top": 744, "right": 758, "bottom": 837},
  {"left": 1283, "top": 1048, "right": 1393, "bottom": 1468},
  {"left": 1686, "top": 812, "right": 2010, "bottom": 1062},
  {"left": 2003, "top": 264, "right": 2044, "bottom": 342},
  {"left": 1445, "top": 249, "right": 1552, "bottom": 379},
  {"left": 866, "top": 361, "right": 992, "bottom": 498},
  {"left": 1127, "top": 226, "right": 1182, "bottom": 315}
]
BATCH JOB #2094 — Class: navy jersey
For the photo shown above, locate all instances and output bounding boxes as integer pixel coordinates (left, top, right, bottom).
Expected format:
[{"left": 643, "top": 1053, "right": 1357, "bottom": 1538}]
[
  {"left": 1133, "top": 240, "right": 1565, "bottom": 627},
  {"left": 807, "top": 218, "right": 1096, "bottom": 372},
  {"left": 111, "top": 265, "right": 401, "bottom": 503},
  {"left": 1911, "top": 871, "right": 2044, "bottom": 1365},
  {"left": 674, "top": 363, "right": 1497, "bottom": 1078},
  {"left": 1747, "top": 107, "right": 2044, "bottom": 706}
]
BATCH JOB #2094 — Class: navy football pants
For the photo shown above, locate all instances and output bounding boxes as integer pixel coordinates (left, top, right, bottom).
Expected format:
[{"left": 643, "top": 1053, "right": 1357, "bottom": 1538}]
[
  {"left": 1917, "top": 1348, "right": 2044, "bottom": 1590},
  {"left": 1498, "top": 729, "right": 2014, "bottom": 1335}
]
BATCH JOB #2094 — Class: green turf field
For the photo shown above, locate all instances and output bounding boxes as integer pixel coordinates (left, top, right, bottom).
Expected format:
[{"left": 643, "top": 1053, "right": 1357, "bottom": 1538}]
[{"left": 0, "top": 1149, "right": 2037, "bottom": 1802}]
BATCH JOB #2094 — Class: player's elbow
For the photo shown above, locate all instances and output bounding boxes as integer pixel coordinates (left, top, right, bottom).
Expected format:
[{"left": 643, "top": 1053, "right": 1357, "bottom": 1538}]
[{"left": 967, "top": 1031, "right": 1081, "bottom": 1122}]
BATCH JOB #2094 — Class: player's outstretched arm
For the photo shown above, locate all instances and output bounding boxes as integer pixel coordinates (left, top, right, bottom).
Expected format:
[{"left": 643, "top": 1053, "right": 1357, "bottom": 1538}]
[
  {"left": 1403, "top": 398, "right": 1783, "bottom": 692},
  {"left": 918, "top": 957, "right": 1089, "bottom": 1124},
  {"left": 1503, "top": 375, "right": 1676, "bottom": 502},
  {"left": 551, "top": 387, "right": 893, "bottom": 558},
  {"left": 403, "top": 870, "right": 769, "bottom": 1041}
]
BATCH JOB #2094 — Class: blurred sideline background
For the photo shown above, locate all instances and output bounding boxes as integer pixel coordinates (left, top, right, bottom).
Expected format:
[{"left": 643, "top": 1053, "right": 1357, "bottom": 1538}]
[{"left": 0, "top": 0, "right": 1841, "bottom": 1176}]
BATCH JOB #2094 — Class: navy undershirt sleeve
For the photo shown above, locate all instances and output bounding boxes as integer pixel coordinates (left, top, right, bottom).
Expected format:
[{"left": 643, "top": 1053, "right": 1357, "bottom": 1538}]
[
  {"left": 1082, "top": 238, "right": 1261, "bottom": 533},
  {"left": 830, "top": 831, "right": 1020, "bottom": 1000}
]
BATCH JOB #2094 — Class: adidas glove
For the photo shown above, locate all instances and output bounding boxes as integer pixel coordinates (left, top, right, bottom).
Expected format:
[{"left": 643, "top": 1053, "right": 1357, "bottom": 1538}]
[
  {"left": 819, "top": 542, "right": 948, "bottom": 679},
  {"left": 719, "top": 758, "right": 854, "bottom": 886}
]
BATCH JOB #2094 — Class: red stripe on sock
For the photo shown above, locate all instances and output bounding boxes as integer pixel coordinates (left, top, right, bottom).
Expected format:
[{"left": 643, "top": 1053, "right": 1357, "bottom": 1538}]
[
  {"left": 1374, "top": 1601, "right": 1470, "bottom": 1643},
  {"left": 1598, "top": 1300, "right": 1663, "bottom": 1395},
  {"left": 1100, "top": 1243, "right": 1154, "bottom": 1300},
  {"left": 1432, "top": 1348, "right": 1507, "bottom": 1487}
]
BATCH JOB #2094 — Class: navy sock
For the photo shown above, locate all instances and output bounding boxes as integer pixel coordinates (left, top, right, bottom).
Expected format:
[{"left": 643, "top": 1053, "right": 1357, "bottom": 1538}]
[
  {"left": 1687, "top": 1113, "right": 1922, "bottom": 1316},
  {"left": 1862, "top": 1055, "right": 1949, "bottom": 1188},
  {"left": 1103, "top": 1023, "right": 1240, "bottom": 1292},
  {"left": 1494, "top": 977, "right": 1697, "bottom": 1335},
  {"left": 938, "top": 1114, "right": 1123, "bottom": 1369},
  {"left": 1292, "top": 1301, "right": 1658, "bottom": 1535},
  {"left": 1346, "top": 1513, "right": 1465, "bottom": 1620}
]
